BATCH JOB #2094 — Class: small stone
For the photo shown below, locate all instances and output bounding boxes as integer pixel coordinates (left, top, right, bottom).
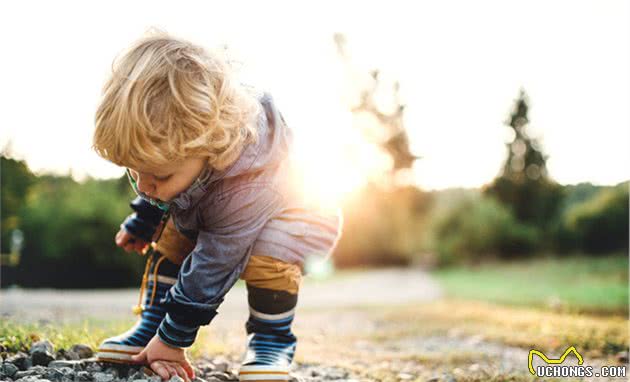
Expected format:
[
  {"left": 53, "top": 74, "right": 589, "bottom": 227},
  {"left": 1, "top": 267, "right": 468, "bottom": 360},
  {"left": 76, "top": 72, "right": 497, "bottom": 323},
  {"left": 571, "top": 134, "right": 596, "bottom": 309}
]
[
  {"left": 468, "top": 363, "right": 480, "bottom": 372},
  {"left": 93, "top": 372, "right": 114, "bottom": 382},
  {"left": 69, "top": 345, "right": 93, "bottom": 360},
  {"left": 616, "top": 350, "right": 629, "bottom": 364},
  {"left": 77, "top": 371, "right": 93, "bottom": 382},
  {"left": 197, "top": 363, "right": 215, "bottom": 374},
  {"left": 2, "top": 362, "right": 19, "bottom": 378},
  {"left": 48, "top": 360, "right": 83, "bottom": 370},
  {"left": 323, "top": 368, "right": 348, "bottom": 379},
  {"left": 396, "top": 372, "right": 414, "bottom": 380},
  {"left": 15, "top": 376, "right": 51, "bottom": 382},
  {"left": 210, "top": 362, "right": 228, "bottom": 373},
  {"left": 43, "top": 368, "right": 65, "bottom": 382},
  {"left": 15, "top": 366, "right": 47, "bottom": 378},
  {"left": 168, "top": 377, "right": 184, "bottom": 382},
  {"left": 130, "top": 379, "right": 148, "bottom": 382},
  {"left": 54, "top": 350, "right": 66, "bottom": 361},
  {"left": 30, "top": 341, "right": 55, "bottom": 367},
  {"left": 30, "top": 341, "right": 54, "bottom": 355},
  {"left": 64, "top": 351, "right": 80, "bottom": 361},
  {"left": 205, "top": 372, "right": 232, "bottom": 382},
  {"left": 6, "top": 352, "right": 30, "bottom": 371},
  {"left": 85, "top": 363, "right": 102, "bottom": 373}
]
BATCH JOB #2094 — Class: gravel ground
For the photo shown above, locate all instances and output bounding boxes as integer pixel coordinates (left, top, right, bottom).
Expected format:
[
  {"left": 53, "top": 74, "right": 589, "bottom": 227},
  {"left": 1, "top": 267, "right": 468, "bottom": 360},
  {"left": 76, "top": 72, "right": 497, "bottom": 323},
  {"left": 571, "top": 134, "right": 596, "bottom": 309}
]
[{"left": 0, "top": 340, "right": 365, "bottom": 382}]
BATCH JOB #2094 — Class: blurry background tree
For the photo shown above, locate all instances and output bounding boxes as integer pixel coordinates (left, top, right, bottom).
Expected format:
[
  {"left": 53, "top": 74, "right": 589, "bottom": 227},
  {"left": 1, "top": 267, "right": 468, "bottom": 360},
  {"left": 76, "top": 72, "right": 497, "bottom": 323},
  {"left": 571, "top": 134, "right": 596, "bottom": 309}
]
[
  {"left": 330, "top": 33, "right": 431, "bottom": 268},
  {"left": 1, "top": 152, "right": 35, "bottom": 255},
  {"left": 483, "top": 89, "right": 563, "bottom": 252},
  {"left": 1, "top": 151, "right": 145, "bottom": 288}
]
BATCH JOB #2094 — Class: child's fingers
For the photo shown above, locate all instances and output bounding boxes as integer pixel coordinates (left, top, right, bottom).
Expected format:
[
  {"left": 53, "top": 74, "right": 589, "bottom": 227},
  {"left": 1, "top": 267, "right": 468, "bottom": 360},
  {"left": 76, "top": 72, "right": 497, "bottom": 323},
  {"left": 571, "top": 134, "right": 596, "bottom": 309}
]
[
  {"left": 150, "top": 361, "right": 171, "bottom": 381},
  {"left": 173, "top": 364, "right": 190, "bottom": 382},
  {"left": 134, "top": 241, "right": 149, "bottom": 254},
  {"left": 115, "top": 230, "right": 126, "bottom": 246},
  {"left": 163, "top": 363, "right": 178, "bottom": 381},
  {"left": 183, "top": 363, "right": 195, "bottom": 379}
]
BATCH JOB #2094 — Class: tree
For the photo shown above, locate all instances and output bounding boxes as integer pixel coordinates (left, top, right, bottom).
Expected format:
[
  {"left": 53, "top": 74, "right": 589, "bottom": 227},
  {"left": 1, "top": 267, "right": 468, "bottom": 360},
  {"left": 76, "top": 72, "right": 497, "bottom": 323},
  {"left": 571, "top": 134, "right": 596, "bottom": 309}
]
[
  {"left": 484, "top": 90, "right": 563, "bottom": 242},
  {"left": 333, "top": 33, "right": 419, "bottom": 184},
  {"left": 1, "top": 152, "right": 36, "bottom": 253}
]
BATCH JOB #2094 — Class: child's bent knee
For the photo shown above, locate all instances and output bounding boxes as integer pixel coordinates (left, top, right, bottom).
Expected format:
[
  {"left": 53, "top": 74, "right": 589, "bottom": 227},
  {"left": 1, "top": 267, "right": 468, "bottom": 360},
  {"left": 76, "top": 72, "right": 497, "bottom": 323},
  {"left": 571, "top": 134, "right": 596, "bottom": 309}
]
[{"left": 240, "top": 255, "right": 302, "bottom": 294}]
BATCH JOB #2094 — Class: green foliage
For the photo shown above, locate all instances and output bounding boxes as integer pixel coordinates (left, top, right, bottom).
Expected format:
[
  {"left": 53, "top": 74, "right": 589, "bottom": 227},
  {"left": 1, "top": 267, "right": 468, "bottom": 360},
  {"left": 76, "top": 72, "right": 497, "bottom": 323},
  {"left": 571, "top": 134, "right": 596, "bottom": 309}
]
[
  {"left": 1, "top": 155, "right": 36, "bottom": 252},
  {"left": 427, "top": 194, "right": 539, "bottom": 265},
  {"left": 1, "top": 165, "right": 144, "bottom": 288},
  {"left": 560, "top": 182, "right": 629, "bottom": 253},
  {"left": 0, "top": 318, "right": 135, "bottom": 354}
]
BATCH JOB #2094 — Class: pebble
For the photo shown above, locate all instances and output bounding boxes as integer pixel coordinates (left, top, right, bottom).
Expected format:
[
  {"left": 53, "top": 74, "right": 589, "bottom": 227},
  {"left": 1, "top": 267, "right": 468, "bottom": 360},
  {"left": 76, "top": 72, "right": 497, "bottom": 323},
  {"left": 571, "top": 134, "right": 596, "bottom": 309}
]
[
  {"left": 14, "top": 376, "right": 51, "bottom": 382},
  {"left": 209, "top": 362, "right": 228, "bottom": 373},
  {"left": 29, "top": 341, "right": 55, "bottom": 367},
  {"left": 93, "top": 372, "right": 115, "bottom": 382},
  {"left": 2, "top": 362, "right": 20, "bottom": 378},
  {"left": 69, "top": 346, "right": 93, "bottom": 360},
  {"left": 29, "top": 342, "right": 54, "bottom": 356},
  {"left": 6, "top": 352, "right": 31, "bottom": 371},
  {"left": 47, "top": 360, "right": 84, "bottom": 371},
  {"left": 15, "top": 366, "right": 48, "bottom": 378}
]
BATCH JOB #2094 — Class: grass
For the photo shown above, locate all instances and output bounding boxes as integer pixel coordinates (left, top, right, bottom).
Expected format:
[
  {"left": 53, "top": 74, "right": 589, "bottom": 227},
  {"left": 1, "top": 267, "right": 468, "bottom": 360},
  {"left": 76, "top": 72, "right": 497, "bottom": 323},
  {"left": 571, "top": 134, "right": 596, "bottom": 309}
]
[
  {"left": 0, "top": 318, "right": 209, "bottom": 359},
  {"left": 431, "top": 254, "right": 628, "bottom": 314},
  {"left": 373, "top": 298, "right": 629, "bottom": 358}
]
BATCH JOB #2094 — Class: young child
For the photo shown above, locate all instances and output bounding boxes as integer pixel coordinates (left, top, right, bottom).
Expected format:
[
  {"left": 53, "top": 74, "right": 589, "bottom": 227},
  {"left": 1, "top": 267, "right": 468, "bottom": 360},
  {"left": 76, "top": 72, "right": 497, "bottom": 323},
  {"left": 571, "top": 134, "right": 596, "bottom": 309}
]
[{"left": 91, "top": 32, "right": 342, "bottom": 382}]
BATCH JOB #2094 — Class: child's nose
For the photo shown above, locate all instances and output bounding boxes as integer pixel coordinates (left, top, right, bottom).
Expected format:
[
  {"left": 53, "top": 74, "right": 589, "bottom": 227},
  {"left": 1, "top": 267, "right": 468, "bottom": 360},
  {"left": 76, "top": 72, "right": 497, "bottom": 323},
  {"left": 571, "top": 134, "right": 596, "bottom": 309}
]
[{"left": 136, "top": 174, "right": 155, "bottom": 194}]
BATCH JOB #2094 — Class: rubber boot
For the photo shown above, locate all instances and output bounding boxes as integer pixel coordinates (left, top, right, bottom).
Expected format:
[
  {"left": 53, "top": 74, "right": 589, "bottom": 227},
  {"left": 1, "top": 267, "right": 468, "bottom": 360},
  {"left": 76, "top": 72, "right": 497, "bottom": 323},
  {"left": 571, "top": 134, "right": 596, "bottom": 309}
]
[
  {"left": 96, "top": 249, "right": 179, "bottom": 363},
  {"left": 238, "top": 285, "right": 298, "bottom": 381}
]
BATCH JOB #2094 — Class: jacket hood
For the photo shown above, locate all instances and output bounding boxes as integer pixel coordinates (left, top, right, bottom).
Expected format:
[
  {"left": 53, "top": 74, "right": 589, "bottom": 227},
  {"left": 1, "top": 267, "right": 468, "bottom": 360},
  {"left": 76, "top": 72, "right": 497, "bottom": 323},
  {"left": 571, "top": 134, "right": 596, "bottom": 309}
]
[{"left": 168, "top": 92, "right": 292, "bottom": 210}]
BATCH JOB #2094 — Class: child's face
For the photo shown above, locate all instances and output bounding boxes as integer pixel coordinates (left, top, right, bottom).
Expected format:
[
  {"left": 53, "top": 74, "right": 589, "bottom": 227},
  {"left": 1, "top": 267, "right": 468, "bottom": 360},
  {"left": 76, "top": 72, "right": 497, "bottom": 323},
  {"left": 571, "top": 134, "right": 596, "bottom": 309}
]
[{"left": 127, "top": 157, "right": 207, "bottom": 204}]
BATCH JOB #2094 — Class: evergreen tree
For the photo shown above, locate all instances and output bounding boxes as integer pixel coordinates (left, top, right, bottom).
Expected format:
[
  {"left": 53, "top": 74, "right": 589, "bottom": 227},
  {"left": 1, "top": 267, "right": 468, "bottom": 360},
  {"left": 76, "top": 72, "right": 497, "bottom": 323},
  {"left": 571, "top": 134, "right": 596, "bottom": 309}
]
[{"left": 484, "top": 89, "right": 563, "bottom": 236}]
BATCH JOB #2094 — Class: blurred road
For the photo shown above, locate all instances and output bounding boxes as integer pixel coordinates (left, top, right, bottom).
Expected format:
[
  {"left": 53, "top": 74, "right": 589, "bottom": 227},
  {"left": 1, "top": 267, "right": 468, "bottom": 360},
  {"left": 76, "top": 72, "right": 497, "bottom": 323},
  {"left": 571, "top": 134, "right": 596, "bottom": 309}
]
[{"left": 0, "top": 267, "right": 443, "bottom": 323}]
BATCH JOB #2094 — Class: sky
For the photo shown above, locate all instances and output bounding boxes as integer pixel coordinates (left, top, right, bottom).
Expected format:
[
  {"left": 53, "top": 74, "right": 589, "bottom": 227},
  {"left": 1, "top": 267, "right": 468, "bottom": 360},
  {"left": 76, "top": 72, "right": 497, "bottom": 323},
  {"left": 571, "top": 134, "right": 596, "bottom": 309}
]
[{"left": 1, "top": 0, "right": 628, "bottom": 202}]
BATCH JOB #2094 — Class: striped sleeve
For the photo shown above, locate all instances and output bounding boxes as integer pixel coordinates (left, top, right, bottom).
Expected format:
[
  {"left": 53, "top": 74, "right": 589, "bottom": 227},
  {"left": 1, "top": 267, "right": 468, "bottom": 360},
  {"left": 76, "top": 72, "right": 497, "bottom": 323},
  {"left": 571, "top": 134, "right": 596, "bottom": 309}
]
[{"left": 157, "top": 313, "right": 203, "bottom": 348}]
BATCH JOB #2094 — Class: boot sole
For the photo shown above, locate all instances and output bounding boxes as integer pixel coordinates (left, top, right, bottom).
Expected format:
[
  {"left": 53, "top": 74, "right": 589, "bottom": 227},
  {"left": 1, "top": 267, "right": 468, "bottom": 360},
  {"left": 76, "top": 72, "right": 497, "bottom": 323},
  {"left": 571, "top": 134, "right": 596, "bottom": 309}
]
[
  {"left": 238, "top": 365, "right": 290, "bottom": 381},
  {"left": 96, "top": 343, "right": 144, "bottom": 363}
]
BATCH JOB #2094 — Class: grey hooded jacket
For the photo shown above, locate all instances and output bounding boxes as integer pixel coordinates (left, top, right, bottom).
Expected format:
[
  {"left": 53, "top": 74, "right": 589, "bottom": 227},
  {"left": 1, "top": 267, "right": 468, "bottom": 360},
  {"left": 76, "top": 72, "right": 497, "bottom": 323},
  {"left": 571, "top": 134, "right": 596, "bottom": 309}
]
[{"left": 154, "top": 92, "right": 342, "bottom": 347}]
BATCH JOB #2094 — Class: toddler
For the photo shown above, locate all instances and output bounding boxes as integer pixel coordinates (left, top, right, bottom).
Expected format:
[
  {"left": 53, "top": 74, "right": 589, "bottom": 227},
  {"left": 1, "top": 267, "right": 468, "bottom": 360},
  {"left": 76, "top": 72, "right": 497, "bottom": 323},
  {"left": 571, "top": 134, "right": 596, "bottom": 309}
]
[{"left": 91, "top": 32, "right": 341, "bottom": 382}]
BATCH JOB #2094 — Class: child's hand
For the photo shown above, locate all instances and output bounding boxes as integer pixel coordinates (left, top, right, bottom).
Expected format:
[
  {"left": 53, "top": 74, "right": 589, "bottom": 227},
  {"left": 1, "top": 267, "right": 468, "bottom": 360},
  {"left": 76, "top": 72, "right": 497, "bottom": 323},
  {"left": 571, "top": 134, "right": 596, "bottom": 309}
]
[
  {"left": 115, "top": 227, "right": 149, "bottom": 254},
  {"left": 131, "top": 335, "right": 195, "bottom": 382}
]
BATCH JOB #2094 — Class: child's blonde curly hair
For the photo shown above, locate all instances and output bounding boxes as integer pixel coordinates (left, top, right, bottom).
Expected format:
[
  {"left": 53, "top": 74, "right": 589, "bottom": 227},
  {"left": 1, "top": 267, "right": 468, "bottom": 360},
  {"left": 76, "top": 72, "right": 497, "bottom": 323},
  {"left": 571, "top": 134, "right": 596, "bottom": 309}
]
[{"left": 93, "top": 30, "right": 261, "bottom": 171}]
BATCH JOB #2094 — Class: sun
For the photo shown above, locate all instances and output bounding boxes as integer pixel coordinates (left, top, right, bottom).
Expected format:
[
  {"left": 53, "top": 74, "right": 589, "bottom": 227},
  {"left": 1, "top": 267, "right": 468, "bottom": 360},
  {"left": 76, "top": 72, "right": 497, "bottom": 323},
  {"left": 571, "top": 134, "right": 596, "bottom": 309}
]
[{"left": 287, "top": 117, "right": 392, "bottom": 213}]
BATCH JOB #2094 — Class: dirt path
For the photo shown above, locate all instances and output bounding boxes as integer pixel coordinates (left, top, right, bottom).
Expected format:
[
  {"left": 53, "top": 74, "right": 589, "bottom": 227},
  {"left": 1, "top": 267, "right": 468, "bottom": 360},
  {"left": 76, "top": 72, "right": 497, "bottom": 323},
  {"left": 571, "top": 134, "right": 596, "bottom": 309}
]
[{"left": 0, "top": 268, "right": 442, "bottom": 323}]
